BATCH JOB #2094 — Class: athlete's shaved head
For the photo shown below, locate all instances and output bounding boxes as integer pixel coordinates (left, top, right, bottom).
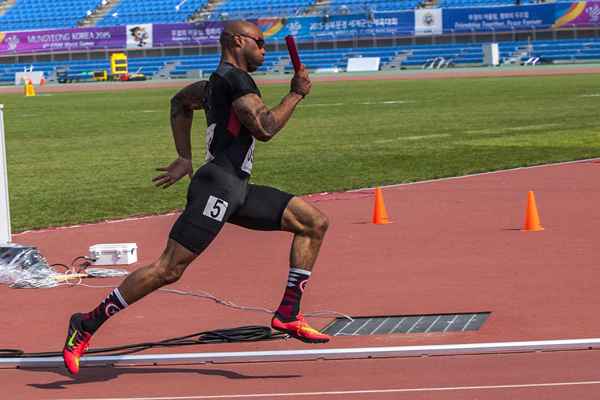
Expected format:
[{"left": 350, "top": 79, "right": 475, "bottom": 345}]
[
  {"left": 220, "top": 21, "right": 262, "bottom": 49},
  {"left": 219, "top": 20, "right": 265, "bottom": 72}
]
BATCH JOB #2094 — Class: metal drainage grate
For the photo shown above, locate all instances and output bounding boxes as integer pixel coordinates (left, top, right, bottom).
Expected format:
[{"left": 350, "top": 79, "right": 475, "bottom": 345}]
[{"left": 322, "top": 312, "right": 490, "bottom": 336}]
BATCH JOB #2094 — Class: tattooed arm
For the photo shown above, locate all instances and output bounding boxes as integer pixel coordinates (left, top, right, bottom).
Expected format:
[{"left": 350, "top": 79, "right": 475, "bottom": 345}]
[
  {"left": 232, "top": 65, "right": 311, "bottom": 142},
  {"left": 153, "top": 81, "right": 208, "bottom": 188},
  {"left": 169, "top": 80, "right": 208, "bottom": 159}
]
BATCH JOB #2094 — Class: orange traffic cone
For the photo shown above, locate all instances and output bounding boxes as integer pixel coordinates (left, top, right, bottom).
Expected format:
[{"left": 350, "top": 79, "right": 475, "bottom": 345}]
[
  {"left": 372, "top": 187, "right": 391, "bottom": 224},
  {"left": 523, "top": 190, "right": 544, "bottom": 232}
]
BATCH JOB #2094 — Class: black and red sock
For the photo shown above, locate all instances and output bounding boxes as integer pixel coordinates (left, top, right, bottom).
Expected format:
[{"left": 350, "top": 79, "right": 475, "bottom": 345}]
[
  {"left": 275, "top": 268, "right": 311, "bottom": 322},
  {"left": 81, "top": 288, "right": 128, "bottom": 333}
]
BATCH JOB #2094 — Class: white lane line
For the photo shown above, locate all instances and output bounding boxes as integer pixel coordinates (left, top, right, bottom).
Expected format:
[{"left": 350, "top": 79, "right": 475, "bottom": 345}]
[
  {"left": 54, "top": 380, "right": 600, "bottom": 400},
  {"left": 580, "top": 94, "right": 600, "bottom": 97},
  {"left": 299, "top": 103, "right": 345, "bottom": 107},
  {"left": 374, "top": 133, "right": 450, "bottom": 144},
  {"left": 300, "top": 100, "right": 412, "bottom": 108},
  {"left": 14, "top": 157, "right": 600, "bottom": 236},
  {"left": 349, "top": 156, "right": 600, "bottom": 193},
  {"left": 359, "top": 100, "right": 411, "bottom": 105},
  {"left": 466, "top": 123, "right": 559, "bottom": 134}
]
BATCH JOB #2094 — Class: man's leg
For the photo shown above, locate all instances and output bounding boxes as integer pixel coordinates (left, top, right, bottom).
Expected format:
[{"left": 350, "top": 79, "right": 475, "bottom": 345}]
[
  {"left": 280, "top": 197, "right": 329, "bottom": 272},
  {"left": 62, "top": 239, "right": 198, "bottom": 375},
  {"left": 227, "top": 186, "right": 331, "bottom": 343},
  {"left": 272, "top": 196, "right": 331, "bottom": 343}
]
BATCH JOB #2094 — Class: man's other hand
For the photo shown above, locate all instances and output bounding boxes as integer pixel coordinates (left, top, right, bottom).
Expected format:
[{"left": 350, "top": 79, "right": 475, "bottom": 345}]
[{"left": 152, "top": 157, "right": 193, "bottom": 189}]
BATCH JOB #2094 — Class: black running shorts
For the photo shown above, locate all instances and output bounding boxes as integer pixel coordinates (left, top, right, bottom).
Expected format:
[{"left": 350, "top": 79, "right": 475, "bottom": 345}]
[{"left": 169, "top": 162, "right": 294, "bottom": 254}]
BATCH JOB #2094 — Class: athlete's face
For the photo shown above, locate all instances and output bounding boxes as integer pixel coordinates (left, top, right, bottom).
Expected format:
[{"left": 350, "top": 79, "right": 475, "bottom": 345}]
[{"left": 239, "top": 30, "right": 265, "bottom": 72}]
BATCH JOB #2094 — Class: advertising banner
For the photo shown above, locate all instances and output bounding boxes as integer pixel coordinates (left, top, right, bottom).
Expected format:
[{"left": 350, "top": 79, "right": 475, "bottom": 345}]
[
  {"left": 443, "top": 4, "right": 555, "bottom": 32},
  {"left": 3, "top": 4, "right": 600, "bottom": 56},
  {"left": 0, "top": 26, "right": 125, "bottom": 54},
  {"left": 258, "top": 13, "right": 414, "bottom": 41},
  {"left": 152, "top": 22, "right": 224, "bottom": 46},
  {"left": 554, "top": 1, "right": 600, "bottom": 28},
  {"left": 415, "top": 8, "right": 443, "bottom": 36}
]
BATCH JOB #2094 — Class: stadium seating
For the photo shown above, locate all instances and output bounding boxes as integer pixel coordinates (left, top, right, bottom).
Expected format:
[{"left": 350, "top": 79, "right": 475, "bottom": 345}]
[
  {"left": 0, "top": 0, "right": 558, "bottom": 29},
  {"left": 437, "top": 0, "right": 514, "bottom": 7},
  {"left": 207, "top": 0, "right": 315, "bottom": 20},
  {"left": 326, "top": 0, "right": 422, "bottom": 14},
  {"left": 2, "top": 38, "right": 600, "bottom": 85},
  {"left": 96, "top": 0, "right": 208, "bottom": 26},
  {"left": 0, "top": 0, "right": 99, "bottom": 30}
]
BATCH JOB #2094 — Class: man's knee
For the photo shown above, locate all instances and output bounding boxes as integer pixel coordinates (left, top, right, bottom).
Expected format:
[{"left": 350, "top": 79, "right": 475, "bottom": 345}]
[
  {"left": 153, "top": 260, "right": 188, "bottom": 285},
  {"left": 299, "top": 209, "right": 329, "bottom": 240},
  {"left": 152, "top": 240, "right": 197, "bottom": 286},
  {"left": 312, "top": 211, "right": 330, "bottom": 238}
]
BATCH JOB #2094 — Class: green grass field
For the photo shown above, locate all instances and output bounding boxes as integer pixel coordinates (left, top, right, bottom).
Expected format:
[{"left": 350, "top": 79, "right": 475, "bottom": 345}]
[{"left": 2, "top": 74, "right": 600, "bottom": 232}]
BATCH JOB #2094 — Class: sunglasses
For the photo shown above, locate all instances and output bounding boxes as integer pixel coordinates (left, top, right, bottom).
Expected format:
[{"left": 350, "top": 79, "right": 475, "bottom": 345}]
[{"left": 225, "top": 32, "right": 265, "bottom": 49}]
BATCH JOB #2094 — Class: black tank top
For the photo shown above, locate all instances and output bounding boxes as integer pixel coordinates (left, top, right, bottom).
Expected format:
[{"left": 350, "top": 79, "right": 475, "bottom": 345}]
[{"left": 204, "top": 62, "right": 261, "bottom": 177}]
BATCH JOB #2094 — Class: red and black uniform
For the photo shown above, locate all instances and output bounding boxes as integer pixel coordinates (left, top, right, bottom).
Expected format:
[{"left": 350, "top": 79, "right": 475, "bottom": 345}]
[{"left": 169, "top": 63, "right": 293, "bottom": 254}]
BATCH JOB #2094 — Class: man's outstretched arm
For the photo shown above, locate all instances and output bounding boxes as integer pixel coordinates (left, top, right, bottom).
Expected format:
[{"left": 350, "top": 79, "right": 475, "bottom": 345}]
[
  {"left": 153, "top": 81, "right": 207, "bottom": 188},
  {"left": 233, "top": 65, "right": 311, "bottom": 142}
]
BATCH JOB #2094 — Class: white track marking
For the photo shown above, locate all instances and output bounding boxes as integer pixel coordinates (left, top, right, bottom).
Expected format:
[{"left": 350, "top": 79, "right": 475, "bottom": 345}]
[
  {"left": 374, "top": 133, "right": 450, "bottom": 144},
  {"left": 466, "top": 123, "right": 559, "bottom": 134},
  {"left": 54, "top": 380, "right": 600, "bottom": 400},
  {"left": 359, "top": 100, "right": 411, "bottom": 105},
  {"left": 579, "top": 94, "right": 600, "bottom": 97},
  {"left": 349, "top": 157, "right": 600, "bottom": 193},
  {"left": 13, "top": 157, "right": 600, "bottom": 236},
  {"left": 298, "top": 103, "right": 345, "bottom": 107},
  {"left": 300, "top": 100, "right": 411, "bottom": 108}
]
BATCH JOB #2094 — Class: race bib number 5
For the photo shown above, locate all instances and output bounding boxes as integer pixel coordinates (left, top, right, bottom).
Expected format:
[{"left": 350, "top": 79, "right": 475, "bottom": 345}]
[{"left": 203, "top": 195, "right": 229, "bottom": 222}]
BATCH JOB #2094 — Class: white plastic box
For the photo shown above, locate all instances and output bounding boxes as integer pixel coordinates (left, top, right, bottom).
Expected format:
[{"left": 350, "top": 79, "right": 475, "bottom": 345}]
[{"left": 89, "top": 243, "right": 138, "bottom": 265}]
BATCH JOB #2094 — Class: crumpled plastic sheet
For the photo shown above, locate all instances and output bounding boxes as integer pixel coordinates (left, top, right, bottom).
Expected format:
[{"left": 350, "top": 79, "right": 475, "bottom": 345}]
[{"left": 0, "top": 244, "right": 59, "bottom": 288}]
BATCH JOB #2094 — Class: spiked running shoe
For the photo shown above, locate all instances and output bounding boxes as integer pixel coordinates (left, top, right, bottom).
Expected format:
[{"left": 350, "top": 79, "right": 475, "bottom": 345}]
[
  {"left": 271, "top": 313, "right": 330, "bottom": 343},
  {"left": 63, "top": 313, "right": 93, "bottom": 375}
]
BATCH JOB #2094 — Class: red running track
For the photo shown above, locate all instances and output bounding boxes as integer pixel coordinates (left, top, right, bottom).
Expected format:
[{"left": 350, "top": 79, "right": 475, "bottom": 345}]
[{"left": 1, "top": 159, "right": 600, "bottom": 399}]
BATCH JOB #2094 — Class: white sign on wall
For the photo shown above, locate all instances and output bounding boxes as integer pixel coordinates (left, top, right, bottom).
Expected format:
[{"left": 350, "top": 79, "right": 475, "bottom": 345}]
[
  {"left": 415, "top": 9, "right": 443, "bottom": 36},
  {"left": 347, "top": 57, "right": 381, "bottom": 72},
  {"left": 14, "top": 71, "right": 44, "bottom": 85}
]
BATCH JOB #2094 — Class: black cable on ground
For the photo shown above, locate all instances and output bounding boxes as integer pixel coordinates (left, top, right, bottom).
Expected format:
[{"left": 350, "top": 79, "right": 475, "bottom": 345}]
[{"left": 0, "top": 326, "right": 288, "bottom": 358}]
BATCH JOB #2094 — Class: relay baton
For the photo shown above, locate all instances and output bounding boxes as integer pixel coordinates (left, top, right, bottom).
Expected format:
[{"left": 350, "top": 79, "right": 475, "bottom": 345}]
[{"left": 285, "top": 35, "right": 301, "bottom": 73}]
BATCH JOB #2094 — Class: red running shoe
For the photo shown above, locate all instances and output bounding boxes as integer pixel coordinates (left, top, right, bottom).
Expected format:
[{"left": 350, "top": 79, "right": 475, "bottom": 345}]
[
  {"left": 62, "top": 313, "right": 93, "bottom": 375},
  {"left": 271, "top": 313, "right": 331, "bottom": 343}
]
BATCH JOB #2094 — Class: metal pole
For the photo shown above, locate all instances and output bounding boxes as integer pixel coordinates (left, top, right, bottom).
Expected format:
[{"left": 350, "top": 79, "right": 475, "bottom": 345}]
[
  {"left": 0, "top": 104, "right": 11, "bottom": 245},
  {"left": 1, "top": 337, "right": 600, "bottom": 368}
]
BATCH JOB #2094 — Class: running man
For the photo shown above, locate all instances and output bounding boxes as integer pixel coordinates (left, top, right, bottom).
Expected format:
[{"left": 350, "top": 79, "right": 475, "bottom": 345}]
[{"left": 62, "top": 20, "right": 331, "bottom": 375}]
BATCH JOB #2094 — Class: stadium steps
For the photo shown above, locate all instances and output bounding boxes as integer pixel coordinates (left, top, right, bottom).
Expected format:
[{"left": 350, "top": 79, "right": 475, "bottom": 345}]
[
  {"left": 382, "top": 51, "right": 413, "bottom": 70},
  {"left": 270, "top": 57, "right": 292, "bottom": 73},
  {"left": 154, "top": 61, "right": 181, "bottom": 79},
  {"left": 95, "top": 0, "right": 208, "bottom": 26},
  {"left": 303, "top": 0, "right": 330, "bottom": 16},
  {"left": 78, "top": 0, "right": 122, "bottom": 27},
  {"left": 207, "top": 0, "right": 314, "bottom": 20},
  {"left": 0, "top": 0, "right": 100, "bottom": 30},
  {"left": 189, "top": 0, "right": 226, "bottom": 22},
  {"left": 0, "top": 0, "right": 16, "bottom": 17}
]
